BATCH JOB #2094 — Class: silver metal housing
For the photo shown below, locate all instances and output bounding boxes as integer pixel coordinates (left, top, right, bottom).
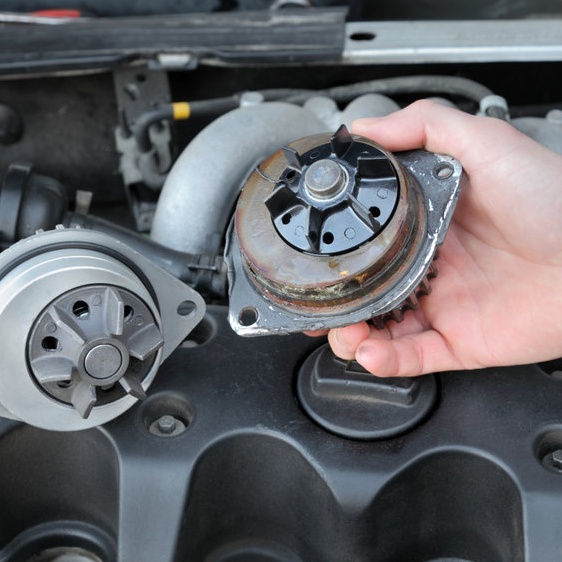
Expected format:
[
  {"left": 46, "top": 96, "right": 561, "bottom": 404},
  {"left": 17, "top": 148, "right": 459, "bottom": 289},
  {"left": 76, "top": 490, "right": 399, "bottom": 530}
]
[{"left": 0, "top": 227, "right": 205, "bottom": 431}]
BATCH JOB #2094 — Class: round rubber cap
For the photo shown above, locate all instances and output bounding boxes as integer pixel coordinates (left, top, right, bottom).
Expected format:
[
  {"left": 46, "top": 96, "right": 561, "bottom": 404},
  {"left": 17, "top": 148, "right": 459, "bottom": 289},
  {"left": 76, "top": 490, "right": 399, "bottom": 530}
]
[{"left": 297, "top": 344, "right": 436, "bottom": 440}]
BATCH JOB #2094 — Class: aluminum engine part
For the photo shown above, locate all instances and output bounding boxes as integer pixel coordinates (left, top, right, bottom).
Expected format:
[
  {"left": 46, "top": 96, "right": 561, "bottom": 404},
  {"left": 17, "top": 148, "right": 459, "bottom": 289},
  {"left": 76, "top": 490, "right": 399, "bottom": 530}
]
[
  {"left": 303, "top": 94, "right": 401, "bottom": 130},
  {"left": 0, "top": 227, "right": 205, "bottom": 431},
  {"left": 150, "top": 101, "right": 327, "bottom": 255},
  {"left": 513, "top": 109, "right": 562, "bottom": 154},
  {"left": 150, "top": 95, "right": 403, "bottom": 256},
  {"left": 226, "top": 126, "right": 462, "bottom": 335}
]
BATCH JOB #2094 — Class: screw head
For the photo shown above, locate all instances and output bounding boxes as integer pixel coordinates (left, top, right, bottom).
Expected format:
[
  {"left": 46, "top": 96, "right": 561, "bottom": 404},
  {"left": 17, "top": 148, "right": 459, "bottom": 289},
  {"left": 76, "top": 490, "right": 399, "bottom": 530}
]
[
  {"left": 157, "top": 415, "right": 177, "bottom": 434},
  {"left": 304, "top": 159, "right": 347, "bottom": 201},
  {"left": 552, "top": 449, "right": 562, "bottom": 470},
  {"left": 149, "top": 414, "right": 187, "bottom": 437},
  {"left": 541, "top": 448, "right": 562, "bottom": 473}
]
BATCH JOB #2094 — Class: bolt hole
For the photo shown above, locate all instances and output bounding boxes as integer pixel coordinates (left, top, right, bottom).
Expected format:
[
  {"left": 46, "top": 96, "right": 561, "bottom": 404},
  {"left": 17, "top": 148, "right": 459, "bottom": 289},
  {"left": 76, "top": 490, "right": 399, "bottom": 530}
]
[
  {"left": 309, "top": 150, "right": 320, "bottom": 159},
  {"left": 141, "top": 393, "right": 193, "bottom": 437},
  {"left": 136, "top": 73, "right": 146, "bottom": 83},
  {"left": 322, "top": 232, "right": 335, "bottom": 245},
  {"left": 177, "top": 300, "right": 197, "bottom": 316},
  {"left": 72, "top": 300, "right": 90, "bottom": 318},
  {"left": 349, "top": 31, "right": 376, "bottom": 41},
  {"left": 124, "top": 305, "right": 135, "bottom": 322},
  {"left": 42, "top": 336, "right": 59, "bottom": 351},
  {"left": 434, "top": 162, "right": 454, "bottom": 180},
  {"left": 536, "top": 430, "right": 562, "bottom": 473},
  {"left": 285, "top": 169, "right": 297, "bottom": 180},
  {"left": 281, "top": 213, "right": 292, "bottom": 225},
  {"left": 369, "top": 206, "right": 381, "bottom": 218},
  {"left": 238, "top": 307, "right": 258, "bottom": 327},
  {"left": 57, "top": 380, "right": 73, "bottom": 389}
]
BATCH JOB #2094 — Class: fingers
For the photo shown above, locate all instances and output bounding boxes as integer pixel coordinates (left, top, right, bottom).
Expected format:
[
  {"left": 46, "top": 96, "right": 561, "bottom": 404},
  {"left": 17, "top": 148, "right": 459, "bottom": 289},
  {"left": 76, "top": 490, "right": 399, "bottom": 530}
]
[
  {"left": 351, "top": 99, "right": 525, "bottom": 172},
  {"left": 354, "top": 329, "right": 464, "bottom": 377},
  {"left": 328, "top": 313, "right": 460, "bottom": 377},
  {"left": 328, "top": 322, "right": 374, "bottom": 360}
]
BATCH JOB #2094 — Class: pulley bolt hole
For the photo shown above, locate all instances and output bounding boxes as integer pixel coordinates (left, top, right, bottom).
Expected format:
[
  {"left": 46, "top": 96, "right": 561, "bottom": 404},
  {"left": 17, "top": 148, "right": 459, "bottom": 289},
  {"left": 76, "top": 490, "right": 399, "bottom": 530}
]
[
  {"left": 434, "top": 162, "right": 454, "bottom": 180},
  {"left": 285, "top": 169, "right": 297, "bottom": 180},
  {"left": 239, "top": 307, "right": 258, "bottom": 327},
  {"left": 369, "top": 206, "right": 381, "bottom": 217},
  {"left": 72, "top": 300, "right": 90, "bottom": 318},
  {"left": 322, "top": 232, "right": 334, "bottom": 245},
  {"left": 281, "top": 213, "right": 292, "bottom": 225},
  {"left": 124, "top": 304, "right": 135, "bottom": 322},
  {"left": 177, "top": 300, "right": 197, "bottom": 316},
  {"left": 57, "top": 380, "right": 73, "bottom": 389},
  {"left": 41, "top": 336, "right": 59, "bottom": 352}
]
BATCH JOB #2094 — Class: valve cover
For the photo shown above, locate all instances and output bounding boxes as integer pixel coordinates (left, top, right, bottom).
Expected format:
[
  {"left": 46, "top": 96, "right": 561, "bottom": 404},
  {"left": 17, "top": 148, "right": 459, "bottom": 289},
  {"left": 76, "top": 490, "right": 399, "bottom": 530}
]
[{"left": 226, "top": 126, "right": 463, "bottom": 335}]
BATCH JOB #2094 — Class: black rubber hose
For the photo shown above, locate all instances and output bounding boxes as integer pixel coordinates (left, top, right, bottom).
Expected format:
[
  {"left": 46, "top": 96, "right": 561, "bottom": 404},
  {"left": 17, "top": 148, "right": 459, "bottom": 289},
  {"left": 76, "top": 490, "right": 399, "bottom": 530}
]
[
  {"left": 133, "top": 76, "right": 493, "bottom": 158},
  {"left": 63, "top": 212, "right": 228, "bottom": 301},
  {"left": 188, "top": 97, "right": 238, "bottom": 115},
  {"left": 131, "top": 90, "right": 315, "bottom": 157}
]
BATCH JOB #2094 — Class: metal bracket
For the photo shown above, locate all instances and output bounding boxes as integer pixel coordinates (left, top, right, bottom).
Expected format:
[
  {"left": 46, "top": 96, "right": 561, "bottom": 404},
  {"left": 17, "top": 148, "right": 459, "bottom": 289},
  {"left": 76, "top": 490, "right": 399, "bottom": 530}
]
[
  {"left": 344, "top": 20, "right": 562, "bottom": 65},
  {"left": 113, "top": 67, "right": 173, "bottom": 231}
]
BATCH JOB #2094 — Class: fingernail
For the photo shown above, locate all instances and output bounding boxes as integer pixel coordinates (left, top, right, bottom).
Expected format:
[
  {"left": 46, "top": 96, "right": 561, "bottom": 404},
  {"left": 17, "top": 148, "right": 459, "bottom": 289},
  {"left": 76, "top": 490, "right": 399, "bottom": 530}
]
[
  {"left": 355, "top": 344, "right": 371, "bottom": 364},
  {"left": 356, "top": 345, "right": 386, "bottom": 378},
  {"left": 351, "top": 117, "right": 382, "bottom": 134}
]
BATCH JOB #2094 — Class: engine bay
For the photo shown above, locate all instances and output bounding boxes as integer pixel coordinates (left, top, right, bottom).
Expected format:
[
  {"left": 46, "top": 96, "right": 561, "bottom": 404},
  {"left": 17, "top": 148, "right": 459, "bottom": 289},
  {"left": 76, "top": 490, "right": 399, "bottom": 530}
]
[{"left": 1, "top": 2, "right": 562, "bottom": 561}]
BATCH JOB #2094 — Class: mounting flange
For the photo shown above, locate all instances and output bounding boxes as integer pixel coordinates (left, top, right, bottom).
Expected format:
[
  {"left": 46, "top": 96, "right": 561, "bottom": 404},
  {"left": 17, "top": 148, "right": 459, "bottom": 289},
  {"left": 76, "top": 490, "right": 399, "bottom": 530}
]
[
  {"left": 226, "top": 126, "right": 462, "bottom": 335},
  {"left": 0, "top": 227, "right": 205, "bottom": 431}
]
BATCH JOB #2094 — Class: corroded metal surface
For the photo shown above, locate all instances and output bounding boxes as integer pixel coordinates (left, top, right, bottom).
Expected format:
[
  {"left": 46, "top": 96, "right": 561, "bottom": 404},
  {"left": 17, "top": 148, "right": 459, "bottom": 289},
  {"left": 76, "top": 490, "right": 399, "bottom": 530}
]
[{"left": 226, "top": 129, "right": 462, "bottom": 335}]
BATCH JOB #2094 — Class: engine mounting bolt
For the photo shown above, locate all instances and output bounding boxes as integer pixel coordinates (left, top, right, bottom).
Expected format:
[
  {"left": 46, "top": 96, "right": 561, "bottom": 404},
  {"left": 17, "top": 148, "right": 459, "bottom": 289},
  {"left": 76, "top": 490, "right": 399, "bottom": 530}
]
[
  {"left": 303, "top": 159, "right": 347, "bottom": 201},
  {"left": 149, "top": 414, "right": 188, "bottom": 437},
  {"left": 157, "top": 415, "right": 177, "bottom": 434}
]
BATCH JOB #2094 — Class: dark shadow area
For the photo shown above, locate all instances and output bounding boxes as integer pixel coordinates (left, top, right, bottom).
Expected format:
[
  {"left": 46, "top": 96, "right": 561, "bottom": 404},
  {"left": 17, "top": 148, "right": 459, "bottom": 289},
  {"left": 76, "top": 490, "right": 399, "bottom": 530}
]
[
  {"left": 0, "top": 426, "right": 118, "bottom": 561},
  {"left": 361, "top": 450, "right": 524, "bottom": 562},
  {"left": 175, "top": 433, "right": 346, "bottom": 562}
]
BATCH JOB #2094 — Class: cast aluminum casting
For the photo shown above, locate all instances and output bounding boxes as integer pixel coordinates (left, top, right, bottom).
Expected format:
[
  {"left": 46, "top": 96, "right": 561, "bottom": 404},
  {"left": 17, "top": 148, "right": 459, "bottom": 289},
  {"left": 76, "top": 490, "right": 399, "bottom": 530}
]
[
  {"left": 226, "top": 126, "right": 462, "bottom": 335},
  {"left": 151, "top": 101, "right": 326, "bottom": 255},
  {"left": 0, "top": 227, "right": 205, "bottom": 431}
]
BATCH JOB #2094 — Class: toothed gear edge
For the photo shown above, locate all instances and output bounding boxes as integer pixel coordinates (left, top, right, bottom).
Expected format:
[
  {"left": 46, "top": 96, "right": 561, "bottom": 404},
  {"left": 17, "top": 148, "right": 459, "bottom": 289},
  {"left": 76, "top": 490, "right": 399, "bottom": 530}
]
[
  {"left": 226, "top": 126, "right": 462, "bottom": 336},
  {"left": 371, "top": 261, "right": 437, "bottom": 328},
  {"left": 0, "top": 227, "right": 206, "bottom": 431}
]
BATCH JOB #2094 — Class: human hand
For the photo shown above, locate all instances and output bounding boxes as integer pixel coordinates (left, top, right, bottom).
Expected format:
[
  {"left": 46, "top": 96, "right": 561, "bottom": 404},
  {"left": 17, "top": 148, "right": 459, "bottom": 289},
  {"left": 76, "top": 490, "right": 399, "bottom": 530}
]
[{"left": 323, "top": 99, "right": 562, "bottom": 377}]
